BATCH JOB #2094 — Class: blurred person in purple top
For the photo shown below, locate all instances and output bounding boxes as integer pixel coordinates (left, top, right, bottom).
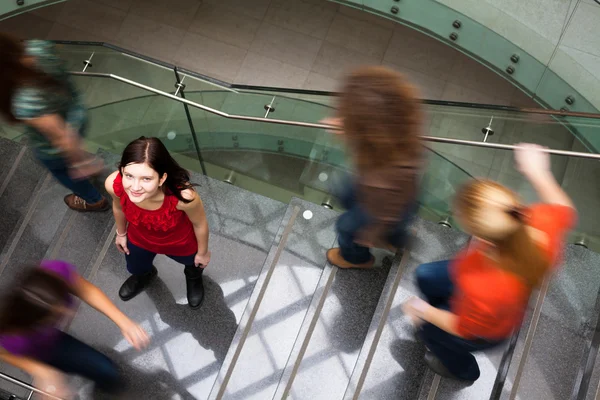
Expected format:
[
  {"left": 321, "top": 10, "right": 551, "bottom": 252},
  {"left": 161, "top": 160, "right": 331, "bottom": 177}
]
[{"left": 0, "top": 260, "right": 150, "bottom": 399}]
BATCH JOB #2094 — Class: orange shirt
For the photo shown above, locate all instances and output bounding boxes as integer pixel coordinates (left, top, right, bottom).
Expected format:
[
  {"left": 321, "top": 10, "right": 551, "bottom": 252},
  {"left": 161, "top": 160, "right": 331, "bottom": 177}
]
[{"left": 450, "top": 204, "right": 577, "bottom": 340}]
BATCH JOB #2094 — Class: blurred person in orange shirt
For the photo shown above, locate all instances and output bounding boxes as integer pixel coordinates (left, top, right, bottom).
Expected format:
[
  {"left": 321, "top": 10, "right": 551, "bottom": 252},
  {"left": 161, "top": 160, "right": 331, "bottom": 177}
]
[{"left": 403, "top": 144, "right": 577, "bottom": 381}]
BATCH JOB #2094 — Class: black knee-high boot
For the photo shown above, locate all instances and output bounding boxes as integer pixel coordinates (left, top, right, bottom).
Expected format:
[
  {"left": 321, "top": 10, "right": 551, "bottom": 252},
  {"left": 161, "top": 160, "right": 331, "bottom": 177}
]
[{"left": 184, "top": 265, "right": 204, "bottom": 309}]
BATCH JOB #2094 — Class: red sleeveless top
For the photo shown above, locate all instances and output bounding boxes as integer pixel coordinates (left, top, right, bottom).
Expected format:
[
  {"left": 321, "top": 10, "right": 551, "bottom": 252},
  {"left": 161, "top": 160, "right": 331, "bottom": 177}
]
[{"left": 113, "top": 173, "right": 198, "bottom": 256}]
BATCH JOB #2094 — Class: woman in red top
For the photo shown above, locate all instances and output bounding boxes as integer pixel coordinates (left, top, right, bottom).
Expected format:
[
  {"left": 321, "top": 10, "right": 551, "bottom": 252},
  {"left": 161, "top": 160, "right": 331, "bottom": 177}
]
[
  {"left": 403, "top": 143, "right": 577, "bottom": 381},
  {"left": 105, "top": 137, "right": 210, "bottom": 309}
]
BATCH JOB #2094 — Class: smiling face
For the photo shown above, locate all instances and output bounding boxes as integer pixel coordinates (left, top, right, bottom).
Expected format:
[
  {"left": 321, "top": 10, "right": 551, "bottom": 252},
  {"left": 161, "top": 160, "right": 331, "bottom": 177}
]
[{"left": 121, "top": 162, "right": 166, "bottom": 204}]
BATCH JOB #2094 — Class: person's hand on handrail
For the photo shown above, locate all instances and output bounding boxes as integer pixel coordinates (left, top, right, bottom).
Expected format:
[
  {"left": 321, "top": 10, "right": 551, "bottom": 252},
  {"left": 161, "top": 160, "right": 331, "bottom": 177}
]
[{"left": 320, "top": 117, "right": 342, "bottom": 135}]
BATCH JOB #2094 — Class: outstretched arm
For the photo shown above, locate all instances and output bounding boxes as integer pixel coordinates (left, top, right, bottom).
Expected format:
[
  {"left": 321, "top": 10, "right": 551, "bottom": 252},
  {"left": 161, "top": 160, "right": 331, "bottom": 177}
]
[
  {"left": 514, "top": 143, "right": 574, "bottom": 208},
  {"left": 70, "top": 274, "right": 149, "bottom": 350}
]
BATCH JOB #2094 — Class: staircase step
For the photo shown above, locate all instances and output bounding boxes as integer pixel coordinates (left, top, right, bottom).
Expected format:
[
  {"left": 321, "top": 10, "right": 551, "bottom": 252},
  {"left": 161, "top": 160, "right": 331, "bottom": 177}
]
[
  {"left": 496, "top": 245, "right": 600, "bottom": 400},
  {"left": 0, "top": 145, "right": 47, "bottom": 260},
  {"left": 349, "top": 218, "right": 469, "bottom": 400},
  {"left": 210, "top": 198, "right": 338, "bottom": 400},
  {"left": 275, "top": 255, "right": 393, "bottom": 400},
  {"left": 41, "top": 149, "right": 126, "bottom": 277},
  {"left": 0, "top": 172, "right": 74, "bottom": 285},
  {"left": 65, "top": 174, "right": 287, "bottom": 400}
]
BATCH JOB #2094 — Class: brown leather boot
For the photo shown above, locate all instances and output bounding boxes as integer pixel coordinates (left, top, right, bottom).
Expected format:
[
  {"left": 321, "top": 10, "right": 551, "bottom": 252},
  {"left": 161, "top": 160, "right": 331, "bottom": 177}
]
[
  {"left": 326, "top": 248, "right": 375, "bottom": 269},
  {"left": 64, "top": 194, "right": 110, "bottom": 212}
]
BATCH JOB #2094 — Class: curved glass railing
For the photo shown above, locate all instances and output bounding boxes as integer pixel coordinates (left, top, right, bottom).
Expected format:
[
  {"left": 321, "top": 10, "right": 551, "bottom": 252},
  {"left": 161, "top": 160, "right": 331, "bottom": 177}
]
[
  {"left": 67, "top": 77, "right": 598, "bottom": 252},
  {"left": 5, "top": 41, "right": 600, "bottom": 250},
  {"left": 0, "top": 0, "right": 64, "bottom": 21}
]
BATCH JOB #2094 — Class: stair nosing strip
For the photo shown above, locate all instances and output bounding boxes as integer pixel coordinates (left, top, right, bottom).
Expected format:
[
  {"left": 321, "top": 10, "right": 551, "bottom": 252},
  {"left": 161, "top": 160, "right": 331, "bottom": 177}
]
[
  {"left": 427, "top": 375, "right": 442, "bottom": 400},
  {"left": 48, "top": 211, "right": 78, "bottom": 260},
  {"left": 0, "top": 173, "right": 52, "bottom": 278},
  {"left": 0, "top": 146, "right": 26, "bottom": 199},
  {"left": 347, "top": 246, "right": 413, "bottom": 400},
  {"left": 214, "top": 206, "right": 301, "bottom": 400},
  {"left": 276, "top": 263, "right": 339, "bottom": 399},
  {"left": 508, "top": 274, "right": 553, "bottom": 400}
]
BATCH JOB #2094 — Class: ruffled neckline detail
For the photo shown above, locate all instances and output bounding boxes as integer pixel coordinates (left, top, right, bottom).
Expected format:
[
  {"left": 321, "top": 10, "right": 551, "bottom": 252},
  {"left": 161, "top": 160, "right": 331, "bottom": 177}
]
[{"left": 113, "top": 173, "right": 184, "bottom": 232}]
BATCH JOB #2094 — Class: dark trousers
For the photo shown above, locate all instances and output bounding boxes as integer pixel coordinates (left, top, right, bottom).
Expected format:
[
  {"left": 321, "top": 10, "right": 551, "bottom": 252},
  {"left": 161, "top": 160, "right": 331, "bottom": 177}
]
[
  {"left": 37, "top": 155, "right": 103, "bottom": 204},
  {"left": 334, "top": 175, "right": 414, "bottom": 264},
  {"left": 125, "top": 241, "right": 199, "bottom": 276},
  {"left": 415, "top": 260, "right": 504, "bottom": 381},
  {"left": 40, "top": 332, "right": 120, "bottom": 391}
]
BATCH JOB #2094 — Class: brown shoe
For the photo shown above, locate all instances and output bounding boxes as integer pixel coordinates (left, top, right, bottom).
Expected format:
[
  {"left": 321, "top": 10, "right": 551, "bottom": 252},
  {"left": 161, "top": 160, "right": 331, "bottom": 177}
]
[
  {"left": 64, "top": 194, "right": 109, "bottom": 212},
  {"left": 326, "top": 248, "right": 375, "bottom": 269}
]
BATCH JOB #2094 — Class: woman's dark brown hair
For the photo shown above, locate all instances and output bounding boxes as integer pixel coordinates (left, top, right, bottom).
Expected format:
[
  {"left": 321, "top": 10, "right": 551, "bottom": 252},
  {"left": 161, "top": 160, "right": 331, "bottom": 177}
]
[
  {"left": 454, "top": 179, "right": 550, "bottom": 287},
  {"left": 0, "top": 267, "right": 72, "bottom": 334},
  {"left": 338, "top": 66, "right": 423, "bottom": 172},
  {"left": 118, "top": 136, "right": 194, "bottom": 203},
  {"left": 0, "top": 33, "right": 60, "bottom": 122}
]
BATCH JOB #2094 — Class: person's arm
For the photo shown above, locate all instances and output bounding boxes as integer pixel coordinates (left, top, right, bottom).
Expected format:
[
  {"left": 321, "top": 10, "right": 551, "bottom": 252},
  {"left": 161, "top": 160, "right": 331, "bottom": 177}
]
[
  {"left": 25, "top": 114, "right": 85, "bottom": 164},
  {"left": 402, "top": 297, "right": 465, "bottom": 337},
  {"left": 0, "top": 350, "right": 70, "bottom": 399},
  {"left": 105, "top": 172, "right": 129, "bottom": 255},
  {"left": 514, "top": 143, "right": 574, "bottom": 208},
  {"left": 70, "top": 273, "right": 149, "bottom": 350},
  {"left": 179, "top": 190, "right": 210, "bottom": 267},
  {"left": 105, "top": 172, "right": 127, "bottom": 234}
]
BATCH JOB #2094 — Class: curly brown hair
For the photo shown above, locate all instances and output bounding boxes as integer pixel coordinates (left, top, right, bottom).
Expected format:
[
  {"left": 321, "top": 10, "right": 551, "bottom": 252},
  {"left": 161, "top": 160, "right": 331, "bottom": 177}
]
[{"left": 338, "top": 66, "right": 423, "bottom": 171}]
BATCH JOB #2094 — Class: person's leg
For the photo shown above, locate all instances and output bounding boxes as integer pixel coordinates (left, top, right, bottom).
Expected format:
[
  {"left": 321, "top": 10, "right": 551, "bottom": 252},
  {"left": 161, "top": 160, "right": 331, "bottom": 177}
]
[
  {"left": 386, "top": 202, "right": 418, "bottom": 250},
  {"left": 418, "top": 323, "right": 502, "bottom": 381},
  {"left": 36, "top": 155, "right": 108, "bottom": 211},
  {"left": 119, "top": 242, "right": 158, "bottom": 301},
  {"left": 41, "top": 332, "right": 121, "bottom": 392},
  {"left": 415, "top": 260, "right": 454, "bottom": 308},
  {"left": 167, "top": 253, "right": 204, "bottom": 309},
  {"left": 327, "top": 208, "right": 374, "bottom": 268},
  {"left": 331, "top": 172, "right": 357, "bottom": 210}
]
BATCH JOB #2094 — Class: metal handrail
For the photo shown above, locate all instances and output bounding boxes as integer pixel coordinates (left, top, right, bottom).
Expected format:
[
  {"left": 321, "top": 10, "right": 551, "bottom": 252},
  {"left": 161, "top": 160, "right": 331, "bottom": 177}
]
[
  {"left": 0, "top": 371, "right": 64, "bottom": 400},
  {"left": 71, "top": 71, "right": 600, "bottom": 161}
]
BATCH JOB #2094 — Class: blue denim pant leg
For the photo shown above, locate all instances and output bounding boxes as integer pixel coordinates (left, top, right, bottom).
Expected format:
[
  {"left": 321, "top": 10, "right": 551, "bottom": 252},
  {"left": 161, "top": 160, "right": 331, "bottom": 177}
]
[
  {"left": 41, "top": 332, "right": 121, "bottom": 391},
  {"left": 334, "top": 175, "right": 416, "bottom": 264},
  {"left": 125, "top": 241, "right": 197, "bottom": 275},
  {"left": 37, "top": 155, "right": 103, "bottom": 204},
  {"left": 418, "top": 323, "right": 503, "bottom": 381},
  {"left": 415, "top": 260, "right": 504, "bottom": 381},
  {"left": 336, "top": 206, "right": 372, "bottom": 264},
  {"left": 386, "top": 202, "right": 417, "bottom": 249},
  {"left": 415, "top": 260, "right": 454, "bottom": 308}
]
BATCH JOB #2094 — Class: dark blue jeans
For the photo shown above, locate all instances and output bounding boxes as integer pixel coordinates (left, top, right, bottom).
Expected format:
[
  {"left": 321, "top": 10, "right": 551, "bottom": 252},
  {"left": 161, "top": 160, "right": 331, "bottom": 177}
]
[
  {"left": 126, "top": 241, "right": 197, "bottom": 275},
  {"left": 37, "top": 154, "right": 103, "bottom": 204},
  {"left": 40, "top": 332, "right": 120, "bottom": 391},
  {"left": 415, "top": 260, "right": 504, "bottom": 381},
  {"left": 334, "top": 175, "right": 414, "bottom": 264}
]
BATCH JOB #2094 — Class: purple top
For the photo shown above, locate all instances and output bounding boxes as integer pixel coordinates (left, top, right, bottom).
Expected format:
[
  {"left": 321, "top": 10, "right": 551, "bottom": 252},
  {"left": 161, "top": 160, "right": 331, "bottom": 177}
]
[{"left": 0, "top": 260, "right": 76, "bottom": 359}]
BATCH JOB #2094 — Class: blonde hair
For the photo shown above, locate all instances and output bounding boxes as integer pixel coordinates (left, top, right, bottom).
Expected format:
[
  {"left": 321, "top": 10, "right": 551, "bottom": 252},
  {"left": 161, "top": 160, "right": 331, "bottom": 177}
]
[{"left": 454, "top": 179, "right": 550, "bottom": 287}]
